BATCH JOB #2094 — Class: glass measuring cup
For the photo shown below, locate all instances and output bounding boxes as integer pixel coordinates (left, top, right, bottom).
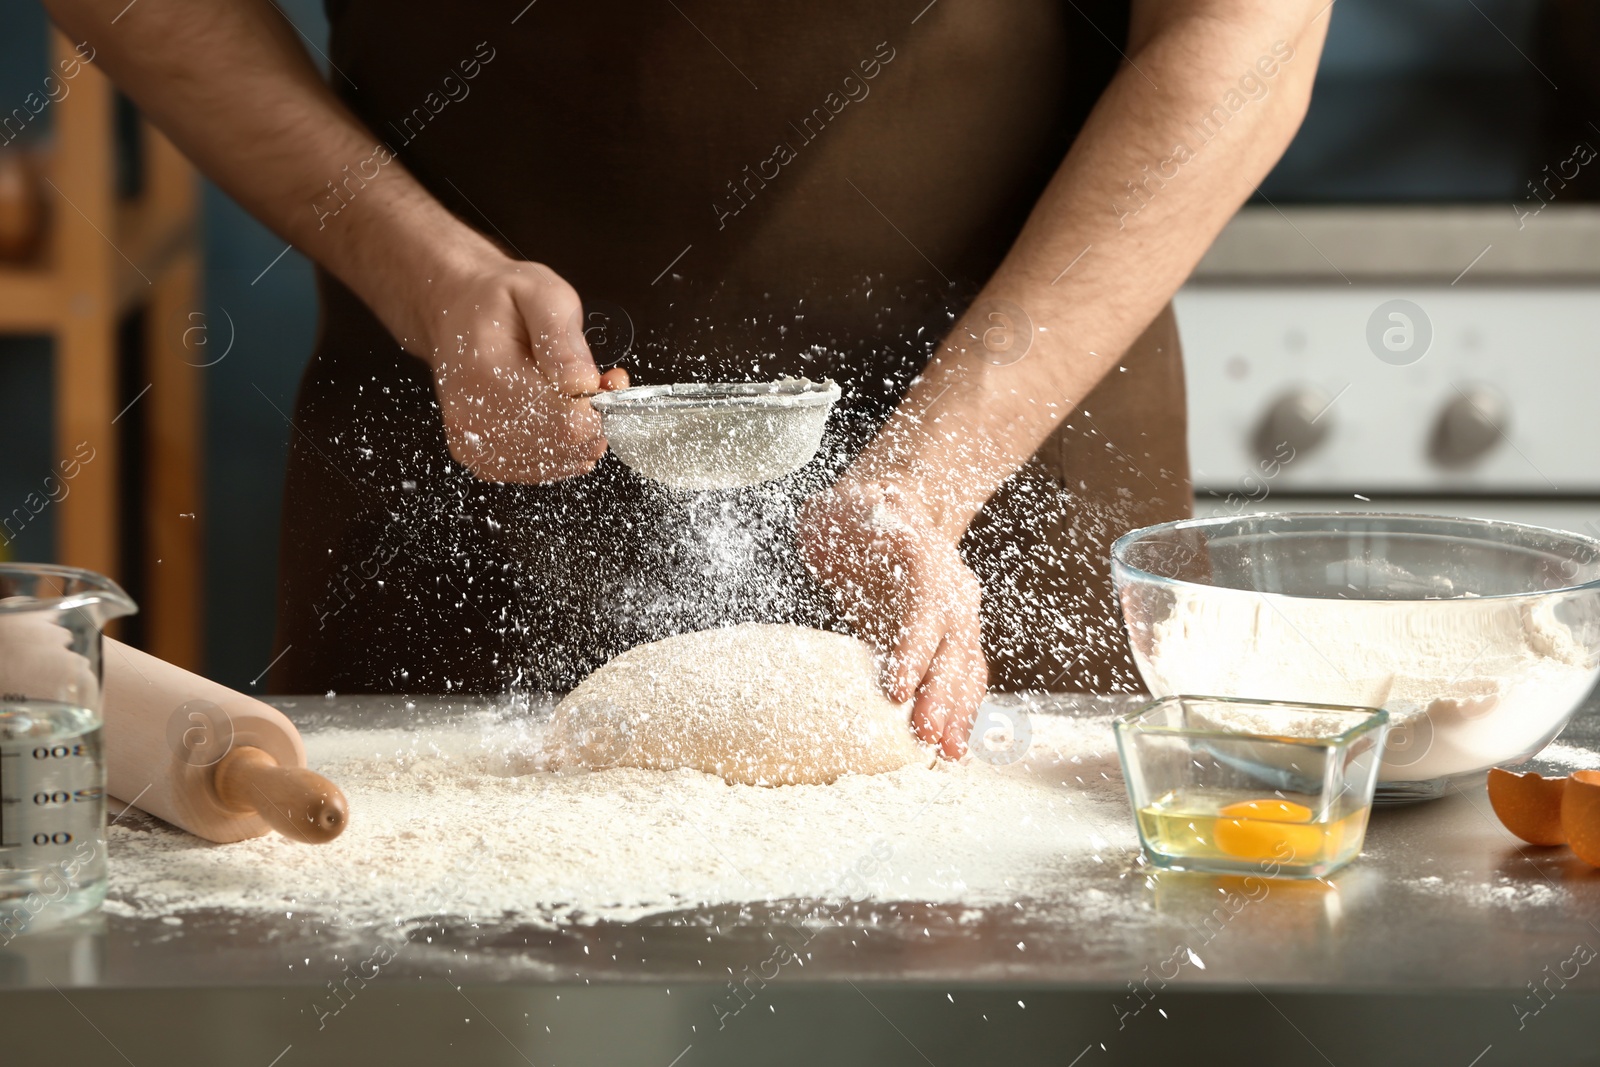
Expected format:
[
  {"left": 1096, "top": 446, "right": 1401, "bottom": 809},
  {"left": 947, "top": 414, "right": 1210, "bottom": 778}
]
[{"left": 0, "top": 564, "right": 135, "bottom": 933}]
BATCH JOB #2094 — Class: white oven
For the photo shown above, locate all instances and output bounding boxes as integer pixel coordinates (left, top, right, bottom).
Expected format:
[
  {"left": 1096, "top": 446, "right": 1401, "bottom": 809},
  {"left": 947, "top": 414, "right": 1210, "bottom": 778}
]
[
  {"left": 1178, "top": 246, "right": 1600, "bottom": 536},
  {"left": 1179, "top": 0, "right": 1600, "bottom": 536}
]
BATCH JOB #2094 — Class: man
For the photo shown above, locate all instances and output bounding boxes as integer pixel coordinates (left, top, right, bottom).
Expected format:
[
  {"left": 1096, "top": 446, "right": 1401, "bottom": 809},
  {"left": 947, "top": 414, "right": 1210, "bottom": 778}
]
[{"left": 45, "top": 0, "right": 1328, "bottom": 756}]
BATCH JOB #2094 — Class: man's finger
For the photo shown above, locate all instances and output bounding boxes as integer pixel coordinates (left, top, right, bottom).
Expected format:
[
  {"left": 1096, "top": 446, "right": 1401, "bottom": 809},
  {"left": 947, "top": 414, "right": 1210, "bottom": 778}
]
[
  {"left": 553, "top": 401, "right": 603, "bottom": 446},
  {"left": 917, "top": 632, "right": 986, "bottom": 760},
  {"left": 501, "top": 454, "right": 602, "bottom": 484},
  {"left": 546, "top": 341, "right": 602, "bottom": 396},
  {"left": 909, "top": 659, "right": 947, "bottom": 748},
  {"left": 512, "top": 286, "right": 601, "bottom": 396},
  {"left": 945, "top": 637, "right": 988, "bottom": 760},
  {"left": 887, "top": 609, "right": 943, "bottom": 705},
  {"left": 909, "top": 631, "right": 966, "bottom": 752}
]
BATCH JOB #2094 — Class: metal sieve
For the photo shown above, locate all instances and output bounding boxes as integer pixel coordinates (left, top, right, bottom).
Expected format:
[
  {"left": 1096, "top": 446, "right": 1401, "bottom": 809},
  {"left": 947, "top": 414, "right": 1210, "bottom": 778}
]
[{"left": 590, "top": 379, "right": 841, "bottom": 491}]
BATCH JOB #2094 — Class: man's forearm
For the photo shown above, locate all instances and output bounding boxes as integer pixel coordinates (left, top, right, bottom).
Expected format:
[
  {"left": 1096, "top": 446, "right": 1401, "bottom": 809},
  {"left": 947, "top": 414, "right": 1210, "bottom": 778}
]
[
  {"left": 851, "top": 1, "right": 1332, "bottom": 539},
  {"left": 41, "top": 0, "right": 490, "bottom": 354}
]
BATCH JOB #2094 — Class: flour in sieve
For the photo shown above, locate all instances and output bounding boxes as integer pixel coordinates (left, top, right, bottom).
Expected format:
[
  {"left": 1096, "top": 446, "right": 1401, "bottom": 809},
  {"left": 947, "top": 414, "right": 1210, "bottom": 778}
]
[
  {"left": 102, "top": 704, "right": 1137, "bottom": 928},
  {"left": 598, "top": 379, "right": 833, "bottom": 491}
]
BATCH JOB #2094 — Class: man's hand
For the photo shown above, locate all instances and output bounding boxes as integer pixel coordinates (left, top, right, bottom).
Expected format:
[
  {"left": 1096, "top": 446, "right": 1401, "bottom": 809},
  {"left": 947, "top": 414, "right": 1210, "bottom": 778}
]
[
  {"left": 411, "top": 253, "right": 627, "bottom": 482},
  {"left": 797, "top": 480, "right": 987, "bottom": 759},
  {"left": 808, "top": 2, "right": 1330, "bottom": 689},
  {"left": 38, "top": 0, "right": 631, "bottom": 484}
]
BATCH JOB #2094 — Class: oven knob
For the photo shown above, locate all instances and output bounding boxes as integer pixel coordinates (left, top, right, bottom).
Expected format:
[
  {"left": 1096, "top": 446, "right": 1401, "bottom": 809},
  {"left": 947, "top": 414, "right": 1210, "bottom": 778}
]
[
  {"left": 1251, "top": 388, "right": 1331, "bottom": 463},
  {"left": 1428, "top": 385, "right": 1508, "bottom": 468}
]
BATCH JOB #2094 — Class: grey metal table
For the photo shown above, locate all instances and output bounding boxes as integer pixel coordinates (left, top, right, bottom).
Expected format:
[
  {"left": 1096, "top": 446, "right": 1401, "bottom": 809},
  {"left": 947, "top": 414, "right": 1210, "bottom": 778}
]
[{"left": 3, "top": 694, "right": 1599, "bottom": 1067}]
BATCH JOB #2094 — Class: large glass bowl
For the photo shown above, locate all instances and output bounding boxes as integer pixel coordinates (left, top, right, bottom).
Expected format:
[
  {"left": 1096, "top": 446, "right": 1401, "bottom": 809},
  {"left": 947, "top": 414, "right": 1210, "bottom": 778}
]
[{"left": 1111, "top": 513, "right": 1600, "bottom": 801}]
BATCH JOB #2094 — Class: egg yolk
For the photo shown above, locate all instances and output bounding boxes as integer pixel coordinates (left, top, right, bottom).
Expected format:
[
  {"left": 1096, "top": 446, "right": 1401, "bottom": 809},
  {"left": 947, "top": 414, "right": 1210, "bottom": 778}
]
[
  {"left": 1219, "top": 800, "right": 1313, "bottom": 822},
  {"left": 1213, "top": 798, "right": 1330, "bottom": 862}
]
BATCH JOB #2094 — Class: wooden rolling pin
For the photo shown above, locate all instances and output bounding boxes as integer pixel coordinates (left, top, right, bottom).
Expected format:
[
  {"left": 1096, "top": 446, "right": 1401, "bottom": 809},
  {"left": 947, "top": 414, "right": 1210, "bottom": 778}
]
[{"left": 101, "top": 638, "right": 347, "bottom": 844}]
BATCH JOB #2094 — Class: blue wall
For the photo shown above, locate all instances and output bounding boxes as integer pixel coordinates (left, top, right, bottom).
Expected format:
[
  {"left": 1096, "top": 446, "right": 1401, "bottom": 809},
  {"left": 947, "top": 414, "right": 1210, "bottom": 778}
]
[{"left": 0, "top": 0, "right": 324, "bottom": 689}]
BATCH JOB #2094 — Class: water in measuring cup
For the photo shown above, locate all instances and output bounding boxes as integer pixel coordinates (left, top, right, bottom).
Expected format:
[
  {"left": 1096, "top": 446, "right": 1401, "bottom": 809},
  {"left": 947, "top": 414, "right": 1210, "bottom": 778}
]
[{"left": 0, "top": 700, "right": 108, "bottom": 934}]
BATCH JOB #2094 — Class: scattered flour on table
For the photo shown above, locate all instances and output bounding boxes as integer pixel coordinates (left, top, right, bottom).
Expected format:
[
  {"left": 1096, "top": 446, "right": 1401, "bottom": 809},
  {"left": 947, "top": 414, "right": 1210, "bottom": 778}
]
[
  {"left": 103, "top": 702, "right": 1136, "bottom": 929},
  {"left": 1524, "top": 739, "right": 1600, "bottom": 771},
  {"left": 1407, "top": 873, "right": 1564, "bottom": 910}
]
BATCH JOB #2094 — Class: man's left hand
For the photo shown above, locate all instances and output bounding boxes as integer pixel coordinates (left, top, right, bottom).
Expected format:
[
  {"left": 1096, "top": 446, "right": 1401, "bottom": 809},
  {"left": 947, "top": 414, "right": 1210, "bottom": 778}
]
[{"left": 797, "top": 479, "right": 987, "bottom": 759}]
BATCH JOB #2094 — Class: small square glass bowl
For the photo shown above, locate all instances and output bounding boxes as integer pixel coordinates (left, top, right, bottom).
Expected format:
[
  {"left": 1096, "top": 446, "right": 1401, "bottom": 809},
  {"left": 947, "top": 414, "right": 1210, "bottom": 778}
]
[{"left": 1113, "top": 695, "right": 1391, "bottom": 879}]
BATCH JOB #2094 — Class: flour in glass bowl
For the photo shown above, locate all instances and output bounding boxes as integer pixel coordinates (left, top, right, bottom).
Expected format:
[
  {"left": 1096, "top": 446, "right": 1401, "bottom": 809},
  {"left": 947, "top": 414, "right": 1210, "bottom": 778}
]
[
  {"left": 1139, "top": 591, "right": 1600, "bottom": 781},
  {"left": 102, "top": 701, "right": 1138, "bottom": 929}
]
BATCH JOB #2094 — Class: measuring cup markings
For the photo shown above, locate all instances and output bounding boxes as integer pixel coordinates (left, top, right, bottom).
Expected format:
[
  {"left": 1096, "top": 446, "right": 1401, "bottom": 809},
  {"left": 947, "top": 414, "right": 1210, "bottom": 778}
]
[{"left": 0, "top": 565, "right": 133, "bottom": 925}]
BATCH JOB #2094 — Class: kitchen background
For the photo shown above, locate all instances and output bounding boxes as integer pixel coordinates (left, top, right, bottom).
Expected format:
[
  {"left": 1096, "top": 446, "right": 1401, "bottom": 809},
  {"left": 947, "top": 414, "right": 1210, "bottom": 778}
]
[{"left": 0, "top": 0, "right": 1595, "bottom": 689}]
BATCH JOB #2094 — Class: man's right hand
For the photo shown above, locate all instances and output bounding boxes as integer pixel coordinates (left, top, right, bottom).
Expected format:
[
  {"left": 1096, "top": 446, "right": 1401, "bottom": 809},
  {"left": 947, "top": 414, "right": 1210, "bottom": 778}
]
[
  {"left": 38, "top": 0, "right": 626, "bottom": 484},
  {"left": 405, "top": 253, "right": 627, "bottom": 483}
]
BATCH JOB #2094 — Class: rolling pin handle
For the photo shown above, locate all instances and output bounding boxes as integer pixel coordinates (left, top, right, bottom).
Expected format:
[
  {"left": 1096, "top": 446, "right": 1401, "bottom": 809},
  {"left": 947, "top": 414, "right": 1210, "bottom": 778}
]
[{"left": 213, "top": 746, "right": 349, "bottom": 844}]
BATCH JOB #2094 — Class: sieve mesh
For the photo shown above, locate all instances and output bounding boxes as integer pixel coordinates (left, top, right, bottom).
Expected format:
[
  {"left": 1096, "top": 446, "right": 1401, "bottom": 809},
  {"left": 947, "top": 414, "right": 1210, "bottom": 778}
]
[{"left": 592, "top": 380, "right": 840, "bottom": 491}]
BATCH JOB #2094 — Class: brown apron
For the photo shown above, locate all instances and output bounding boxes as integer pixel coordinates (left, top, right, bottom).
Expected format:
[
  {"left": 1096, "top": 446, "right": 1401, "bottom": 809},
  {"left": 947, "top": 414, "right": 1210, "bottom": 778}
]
[{"left": 270, "top": 0, "right": 1190, "bottom": 695}]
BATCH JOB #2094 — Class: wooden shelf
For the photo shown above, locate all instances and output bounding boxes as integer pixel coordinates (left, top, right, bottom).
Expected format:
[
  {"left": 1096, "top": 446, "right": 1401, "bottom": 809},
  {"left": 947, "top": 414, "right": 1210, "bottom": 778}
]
[
  {"left": 0, "top": 30, "right": 204, "bottom": 670},
  {"left": 0, "top": 263, "right": 61, "bottom": 329}
]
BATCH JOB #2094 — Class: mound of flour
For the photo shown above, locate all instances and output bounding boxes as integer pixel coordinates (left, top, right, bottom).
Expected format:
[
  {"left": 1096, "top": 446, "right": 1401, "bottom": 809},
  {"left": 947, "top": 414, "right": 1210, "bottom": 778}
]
[
  {"left": 547, "top": 624, "right": 928, "bottom": 786},
  {"left": 1140, "top": 592, "right": 1599, "bottom": 779}
]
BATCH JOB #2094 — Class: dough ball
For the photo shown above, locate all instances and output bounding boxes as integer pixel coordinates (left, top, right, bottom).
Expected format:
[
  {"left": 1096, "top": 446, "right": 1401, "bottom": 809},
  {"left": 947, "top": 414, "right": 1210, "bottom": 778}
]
[{"left": 548, "top": 623, "right": 927, "bottom": 785}]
